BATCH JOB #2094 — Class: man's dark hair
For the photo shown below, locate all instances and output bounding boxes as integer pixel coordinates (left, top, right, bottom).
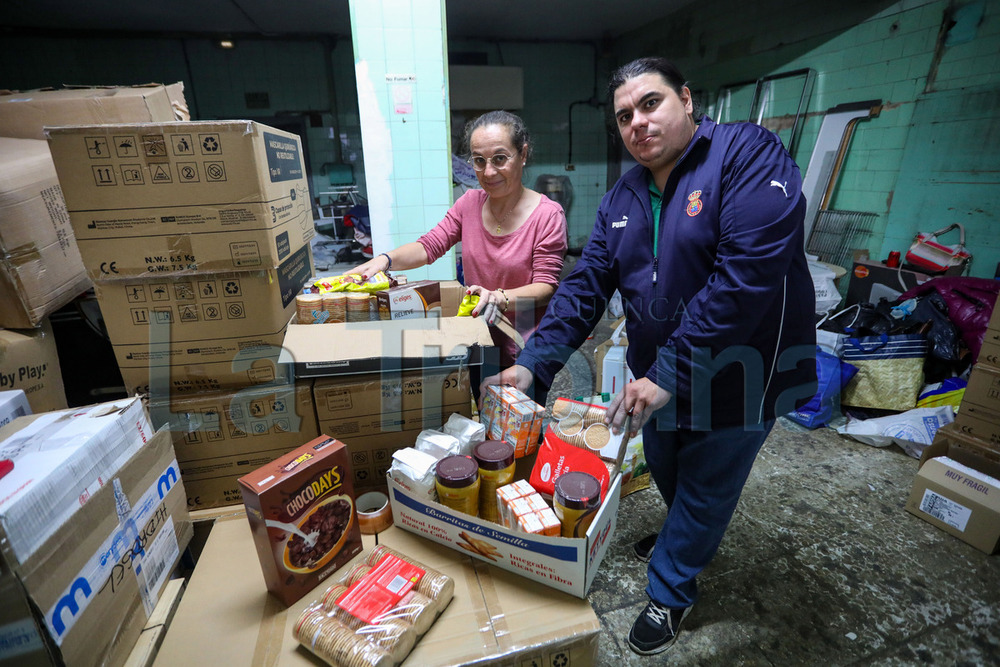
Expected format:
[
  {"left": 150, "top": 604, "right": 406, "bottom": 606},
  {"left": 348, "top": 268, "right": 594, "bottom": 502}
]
[
  {"left": 607, "top": 57, "right": 702, "bottom": 123},
  {"left": 462, "top": 110, "right": 533, "bottom": 162}
]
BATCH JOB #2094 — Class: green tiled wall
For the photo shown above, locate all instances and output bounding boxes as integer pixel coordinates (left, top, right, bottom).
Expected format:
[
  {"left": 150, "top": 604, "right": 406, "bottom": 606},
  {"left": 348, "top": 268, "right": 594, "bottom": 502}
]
[
  {"left": 614, "top": 0, "right": 1000, "bottom": 278},
  {"left": 349, "top": 0, "right": 451, "bottom": 282}
]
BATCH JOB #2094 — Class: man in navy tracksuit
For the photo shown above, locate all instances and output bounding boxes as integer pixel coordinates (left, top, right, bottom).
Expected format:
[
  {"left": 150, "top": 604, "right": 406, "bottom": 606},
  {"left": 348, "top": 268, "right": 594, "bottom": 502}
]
[{"left": 483, "top": 57, "right": 816, "bottom": 654}]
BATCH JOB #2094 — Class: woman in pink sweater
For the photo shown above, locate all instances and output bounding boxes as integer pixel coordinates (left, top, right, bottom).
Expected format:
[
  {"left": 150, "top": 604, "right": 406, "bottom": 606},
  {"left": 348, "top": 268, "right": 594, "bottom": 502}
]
[{"left": 353, "top": 111, "right": 568, "bottom": 397}]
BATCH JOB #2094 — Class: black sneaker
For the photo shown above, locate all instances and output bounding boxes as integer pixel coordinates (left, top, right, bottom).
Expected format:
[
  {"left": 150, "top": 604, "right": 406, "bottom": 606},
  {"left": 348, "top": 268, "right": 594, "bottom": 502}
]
[
  {"left": 628, "top": 600, "right": 690, "bottom": 655},
  {"left": 633, "top": 533, "right": 658, "bottom": 562}
]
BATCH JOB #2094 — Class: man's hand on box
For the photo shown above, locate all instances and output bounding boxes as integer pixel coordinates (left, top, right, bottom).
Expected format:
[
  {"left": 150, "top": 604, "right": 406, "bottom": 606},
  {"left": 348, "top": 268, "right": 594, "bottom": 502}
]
[
  {"left": 479, "top": 365, "right": 533, "bottom": 410},
  {"left": 607, "top": 378, "right": 672, "bottom": 439}
]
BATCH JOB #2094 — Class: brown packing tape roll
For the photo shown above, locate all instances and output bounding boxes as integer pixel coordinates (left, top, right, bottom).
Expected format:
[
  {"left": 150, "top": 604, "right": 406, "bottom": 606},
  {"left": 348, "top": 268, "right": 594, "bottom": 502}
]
[{"left": 356, "top": 491, "right": 393, "bottom": 535}]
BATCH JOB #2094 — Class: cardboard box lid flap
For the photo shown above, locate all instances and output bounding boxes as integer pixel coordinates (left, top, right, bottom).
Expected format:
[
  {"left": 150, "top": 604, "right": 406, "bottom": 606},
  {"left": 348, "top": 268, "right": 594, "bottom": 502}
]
[{"left": 281, "top": 316, "right": 493, "bottom": 366}]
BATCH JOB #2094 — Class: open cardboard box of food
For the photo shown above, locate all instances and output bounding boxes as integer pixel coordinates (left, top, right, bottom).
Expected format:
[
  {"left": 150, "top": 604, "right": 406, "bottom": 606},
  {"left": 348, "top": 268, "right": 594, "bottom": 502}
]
[
  {"left": 153, "top": 518, "right": 601, "bottom": 666},
  {"left": 278, "top": 281, "right": 494, "bottom": 378},
  {"left": 388, "top": 469, "right": 621, "bottom": 599}
]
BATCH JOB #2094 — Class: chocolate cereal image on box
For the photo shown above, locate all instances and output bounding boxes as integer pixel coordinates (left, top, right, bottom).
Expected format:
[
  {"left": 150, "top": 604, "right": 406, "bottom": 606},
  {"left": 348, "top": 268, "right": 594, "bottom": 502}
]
[{"left": 239, "top": 435, "right": 363, "bottom": 605}]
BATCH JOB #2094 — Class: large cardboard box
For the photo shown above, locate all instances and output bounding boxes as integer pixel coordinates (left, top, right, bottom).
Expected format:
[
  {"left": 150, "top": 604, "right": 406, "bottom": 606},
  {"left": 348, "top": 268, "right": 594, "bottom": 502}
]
[
  {"left": 962, "top": 364, "right": 1000, "bottom": 415},
  {"left": 96, "top": 244, "right": 312, "bottom": 395},
  {"left": 46, "top": 120, "right": 314, "bottom": 279},
  {"left": 3, "top": 429, "right": 192, "bottom": 667},
  {"left": 0, "top": 84, "right": 181, "bottom": 141},
  {"left": 0, "top": 138, "right": 90, "bottom": 329},
  {"left": 845, "top": 260, "right": 931, "bottom": 306},
  {"left": 389, "top": 471, "right": 621, "bottom": 598},
  {"left": 281, "top": 316, "right": 492, "bottom": 377},
  {"left": 907, "top": 425, "right": 1000, "bottom": 554},
  {"left": 0, "top": 319, "right": 68, "bottom": 413},
  {"left": 313, "top": 367, "right": 471, "bottom": 438},
  {"left": 153, "top": 520, "right": 601, "bottom": 666},
  {"left": 954, "top": 402, "right": 1000, "bottom": 449},
  {"left": 147, "top": 381, "right": 320, "bottom": 510},
  {"left": 979, "top": 327, "right": 1000, "bottom": 370},
  {"left": 0, "top": 397, "right": 152, "bottom": 565}
]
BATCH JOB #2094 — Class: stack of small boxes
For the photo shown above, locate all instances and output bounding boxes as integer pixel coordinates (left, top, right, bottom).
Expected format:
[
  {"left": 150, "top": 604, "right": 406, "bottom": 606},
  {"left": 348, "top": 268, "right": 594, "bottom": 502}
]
[
  {"left": 496, "top": 479, "right": 560, "bottom": 536},
  {"left": 480, "top": 385, "right": 545, "bottom": 458}
]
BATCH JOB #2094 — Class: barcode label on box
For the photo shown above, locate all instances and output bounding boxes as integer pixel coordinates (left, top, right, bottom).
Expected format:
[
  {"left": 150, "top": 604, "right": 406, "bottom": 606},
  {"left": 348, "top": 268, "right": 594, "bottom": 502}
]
[
  {"left": 136, "top": 515, "right": 180, "bottom": 617},
  {"left": 919, "top": 489, "right": 972, "bottom": 531}
]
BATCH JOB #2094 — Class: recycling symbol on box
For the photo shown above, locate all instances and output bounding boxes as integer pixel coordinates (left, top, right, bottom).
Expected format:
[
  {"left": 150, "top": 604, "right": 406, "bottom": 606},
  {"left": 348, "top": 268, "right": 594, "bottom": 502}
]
[{"left": 202, "top": 135, "right": 220, "bottom": 153}]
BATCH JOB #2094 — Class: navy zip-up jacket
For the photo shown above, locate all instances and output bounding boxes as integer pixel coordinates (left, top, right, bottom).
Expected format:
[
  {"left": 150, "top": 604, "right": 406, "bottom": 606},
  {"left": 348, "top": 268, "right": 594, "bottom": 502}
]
[{"left": 517, "top": 118, "right": 817, "bottom": 429}]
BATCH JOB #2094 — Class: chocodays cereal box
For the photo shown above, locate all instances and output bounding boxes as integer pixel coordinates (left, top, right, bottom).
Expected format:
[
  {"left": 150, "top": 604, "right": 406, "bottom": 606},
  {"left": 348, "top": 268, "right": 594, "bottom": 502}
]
[{"left": 239, "top": 436, "right": 362, "bottom": 605}]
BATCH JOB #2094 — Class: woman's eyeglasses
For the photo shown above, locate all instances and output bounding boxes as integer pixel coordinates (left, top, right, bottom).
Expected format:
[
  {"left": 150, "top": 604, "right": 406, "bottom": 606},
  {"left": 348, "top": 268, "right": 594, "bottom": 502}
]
[{"left": 468, "top": 153, "right": 514, "bottom": 171}]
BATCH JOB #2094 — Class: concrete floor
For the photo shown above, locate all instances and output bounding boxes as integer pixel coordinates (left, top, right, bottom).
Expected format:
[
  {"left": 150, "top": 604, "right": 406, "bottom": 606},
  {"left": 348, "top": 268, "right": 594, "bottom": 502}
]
[
  {"left": 322, "top": 246, "right": 1000, "bottom": 664},
  {"left": 545, "top": 311, "right": 1000, "bottom": 665}
]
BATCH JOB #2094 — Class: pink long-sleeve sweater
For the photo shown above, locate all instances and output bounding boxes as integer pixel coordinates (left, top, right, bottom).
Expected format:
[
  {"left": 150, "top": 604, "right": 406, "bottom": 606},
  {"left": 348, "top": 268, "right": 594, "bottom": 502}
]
[{"left": 418, "top": 189, "right": 567, "bottom": 366}]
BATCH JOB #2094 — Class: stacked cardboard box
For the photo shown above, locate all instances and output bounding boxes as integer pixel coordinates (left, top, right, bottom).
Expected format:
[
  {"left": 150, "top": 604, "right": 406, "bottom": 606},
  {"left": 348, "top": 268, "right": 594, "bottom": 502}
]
[
  {"left": 46, "top": 119, "right": 319, "bottom": 510},
  {"left": 907, "top": 301, "right": 1000, "bottom": 552},
  {"left": 0, "top": 399, "right": 192, "bottom": 667},
  {"left": 282, "top": 287, "right": 492, "bottom": 492},
  {"left": 0, "top": 138, "right": 90, "bottom": 329},
  {"left": 147, "top": 381, "right": 320, "bottom": 510},
  {"left": 313, "top": 367, "right": 472, "bottom": 490},
  {"left": 0, "top": 84, "right": 187, "bottom": 346}
]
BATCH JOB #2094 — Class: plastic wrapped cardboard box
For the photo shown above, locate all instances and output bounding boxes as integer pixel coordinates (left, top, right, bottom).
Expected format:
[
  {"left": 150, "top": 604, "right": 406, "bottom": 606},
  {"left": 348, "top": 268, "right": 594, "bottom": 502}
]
[
  {"left": 0, "top": 137, "right": 90, "bottom": 329},
  {"left": 153, "top": 520, "right": 600, "bottom": 666},
  {"left": 0, "top": 319, "right": 68, "bottom": 413},
  {"left": 148, "top": 381, "right": 320, "bottom": 510},
  {"left": 0, "top": 84, "right": 183, "bottom": 141},
  {"left": 0, "top": 389, "right": 30, "bottom": 429},
  {"left": 96, "top": 244, "right": 311, "bottom": 395},
  {"left": 46, "top": 120, "right": 314, "bottom": 279},
  {"left": 1, "top": 429, "right": 192, "bottom": 667},
  {"left": 0, "top": 397, "right": 152, "bottom": 565}
]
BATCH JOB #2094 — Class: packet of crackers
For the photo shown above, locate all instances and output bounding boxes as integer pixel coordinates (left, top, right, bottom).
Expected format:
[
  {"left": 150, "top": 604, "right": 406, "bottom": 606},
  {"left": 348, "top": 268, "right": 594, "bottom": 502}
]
[
  {"left": 314, "top": 271, "right": 391, "bottom": 294},
  {"left": 294, "top": 545, "right": 454, "bottom": 667},
  {"left": 548, "top": 397, "right": 630, "bottom": 466},
  {"left": 480, "top": 385, "right": 544, "bottom": 458}
]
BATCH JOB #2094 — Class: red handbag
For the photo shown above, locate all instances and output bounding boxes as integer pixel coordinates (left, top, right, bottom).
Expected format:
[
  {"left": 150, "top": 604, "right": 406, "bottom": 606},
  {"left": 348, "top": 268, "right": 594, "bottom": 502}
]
[{"left": 904, "top": 223, "right": 971, "bottom": 274}]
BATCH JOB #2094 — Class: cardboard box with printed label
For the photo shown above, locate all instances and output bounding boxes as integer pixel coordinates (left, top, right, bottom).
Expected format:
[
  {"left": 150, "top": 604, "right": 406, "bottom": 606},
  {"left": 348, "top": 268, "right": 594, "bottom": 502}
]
[
  {"left": 313, "top": 367, "right": 471, "bottom": 439},
  {"left": 0, "top": 84, "right": 183, "bottom": 141},
  {"left": 46, "top": 120, "right": 314, "bottom": 279},
  {"left": 954, "top": 402, "right": 1000, "bottom": 450},
  {"left": 979, "top": 327, "right": 1000, "bottom": 370},
  {"left": 0, "top": 320, "right": 67, "bottom": 418},
  {"left": 6, "top": 430, "right": 191, "bottom": 667},
  {"left": 962, "top": 363, "right": 1000, "bottom": 416},
  {"left": 153, "top": 520, "right": 600, "bottom": 666},
  {"left": 0, "top": 137, "right": 90, "bottom": 329},
  {"left": 147, "top": 381, "right": 320, "bottom": 510},
  {"left": 907, "top": 424, "right": 1000, "bottom": 554},
  {"left": 388, "top": 471, "right": 621, "bottom": 598},
  {"left": 95, "top": 244, "right": 311, "bottom": 395}
]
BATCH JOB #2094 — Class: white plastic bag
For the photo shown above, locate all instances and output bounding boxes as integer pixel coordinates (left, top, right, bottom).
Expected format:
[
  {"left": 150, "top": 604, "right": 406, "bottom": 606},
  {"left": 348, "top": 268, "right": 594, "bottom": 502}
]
[
  {"left": 836, "top": 406, "right": 954, "bottom": 459},
  {"left": 808, "top": 259, "right": 842, "bottom": 315}
]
